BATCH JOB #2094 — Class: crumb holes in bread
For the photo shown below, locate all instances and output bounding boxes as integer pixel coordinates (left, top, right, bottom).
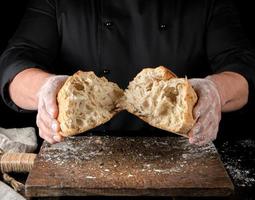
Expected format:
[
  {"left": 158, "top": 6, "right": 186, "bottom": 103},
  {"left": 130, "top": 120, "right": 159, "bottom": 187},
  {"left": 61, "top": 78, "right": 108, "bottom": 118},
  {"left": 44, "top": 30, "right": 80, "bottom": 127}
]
[
  {"left": 145, "top": 82, "right": 153, "bottom": 92},
  {"left": 163, "top": 87, "right": 179, "bottom": 104},
  {"left": 76, "top": 119, "right": 84, "bottom": 126},
  {"left": 74, "top": 83, "right": 84, "bottom": 90},
  {"left": 142, "top": 100, "right": 149, "bottom": 108}
]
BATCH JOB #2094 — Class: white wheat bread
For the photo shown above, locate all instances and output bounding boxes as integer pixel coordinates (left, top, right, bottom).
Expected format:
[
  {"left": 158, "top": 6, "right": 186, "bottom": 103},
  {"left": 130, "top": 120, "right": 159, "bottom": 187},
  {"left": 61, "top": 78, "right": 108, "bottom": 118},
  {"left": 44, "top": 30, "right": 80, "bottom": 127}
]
[
  {"left": 119, "top": 66, "right": 198, "bottom": 137},
  {"left": 57, "top": 71, "right": 124, "bottom": 137}
]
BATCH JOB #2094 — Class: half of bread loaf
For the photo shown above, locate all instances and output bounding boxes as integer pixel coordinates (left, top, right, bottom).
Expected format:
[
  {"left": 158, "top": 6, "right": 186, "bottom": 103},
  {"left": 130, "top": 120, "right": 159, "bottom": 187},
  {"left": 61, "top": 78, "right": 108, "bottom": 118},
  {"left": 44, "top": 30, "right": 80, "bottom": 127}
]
[
  {"left": 57, "top": 71, "right": 124, "bottom": 137},
  {"left": 120, "top": 66, "right": 198, "bottom": 137}
]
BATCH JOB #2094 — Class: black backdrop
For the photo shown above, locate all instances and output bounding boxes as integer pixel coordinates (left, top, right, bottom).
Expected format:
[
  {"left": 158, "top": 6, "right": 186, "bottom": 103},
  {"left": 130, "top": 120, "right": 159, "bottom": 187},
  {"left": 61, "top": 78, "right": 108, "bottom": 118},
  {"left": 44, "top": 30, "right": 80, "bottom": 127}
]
[
  {"left": 0, "top": 0, "right": 35, "bottom": 128},
  {"left": 0, "top": 0, "right": 254, "bottom": 140}
]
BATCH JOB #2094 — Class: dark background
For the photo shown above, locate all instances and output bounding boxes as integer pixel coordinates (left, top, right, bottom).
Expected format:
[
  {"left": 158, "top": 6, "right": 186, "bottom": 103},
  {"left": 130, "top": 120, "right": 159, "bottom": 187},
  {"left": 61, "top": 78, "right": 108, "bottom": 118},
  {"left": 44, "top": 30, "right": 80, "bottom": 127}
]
[
  {"left": 0, "top": 1, "right": 255, "bottom": 199},
  {"left": 0, "top": 0, "right": 254, "bottom": 140}
]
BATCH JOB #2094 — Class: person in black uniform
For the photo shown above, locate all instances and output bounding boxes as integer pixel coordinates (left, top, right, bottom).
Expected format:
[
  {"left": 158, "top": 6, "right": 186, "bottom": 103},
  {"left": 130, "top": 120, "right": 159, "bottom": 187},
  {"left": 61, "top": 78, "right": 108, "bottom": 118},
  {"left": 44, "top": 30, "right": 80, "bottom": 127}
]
[{"left": 0, "top": 0, "right": 254, "bottom": 145}]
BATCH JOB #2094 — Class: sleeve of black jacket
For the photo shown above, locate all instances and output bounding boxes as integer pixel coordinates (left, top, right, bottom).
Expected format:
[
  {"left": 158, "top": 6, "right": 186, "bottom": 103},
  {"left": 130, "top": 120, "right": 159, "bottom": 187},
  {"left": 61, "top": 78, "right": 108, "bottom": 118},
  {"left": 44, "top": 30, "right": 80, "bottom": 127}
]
[
  {"left": 206, "top": 0, "right": 255, "bottom": 107},
  {"left": 0, "top": 0, "right": 59, "bottom": 112}
]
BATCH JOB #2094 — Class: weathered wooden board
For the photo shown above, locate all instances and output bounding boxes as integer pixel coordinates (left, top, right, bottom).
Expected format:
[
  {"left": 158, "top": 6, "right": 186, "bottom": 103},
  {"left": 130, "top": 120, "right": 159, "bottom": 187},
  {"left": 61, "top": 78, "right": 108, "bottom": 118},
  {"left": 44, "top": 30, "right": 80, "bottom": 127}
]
[{"left": 25, "top": 136, "right": 234, "bottom": 197}]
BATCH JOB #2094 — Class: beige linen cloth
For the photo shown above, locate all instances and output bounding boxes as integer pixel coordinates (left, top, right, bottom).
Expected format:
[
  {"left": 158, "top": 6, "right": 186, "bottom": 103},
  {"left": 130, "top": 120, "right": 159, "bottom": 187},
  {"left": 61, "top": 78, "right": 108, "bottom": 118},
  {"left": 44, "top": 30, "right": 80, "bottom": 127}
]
[{"left": 0, "top": 127, "right": 38, "bottom": 200}]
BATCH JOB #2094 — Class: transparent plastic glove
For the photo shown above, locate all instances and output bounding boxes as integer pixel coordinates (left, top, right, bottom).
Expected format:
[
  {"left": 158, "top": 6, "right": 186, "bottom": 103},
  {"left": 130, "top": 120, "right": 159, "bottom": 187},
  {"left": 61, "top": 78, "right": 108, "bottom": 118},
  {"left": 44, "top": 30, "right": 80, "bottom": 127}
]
[
  {"left": 188, "top": 78, "right": 222, "bottom": 146},
  {"left": 36, "top": 75, "right": 68, "bottom": 144}
]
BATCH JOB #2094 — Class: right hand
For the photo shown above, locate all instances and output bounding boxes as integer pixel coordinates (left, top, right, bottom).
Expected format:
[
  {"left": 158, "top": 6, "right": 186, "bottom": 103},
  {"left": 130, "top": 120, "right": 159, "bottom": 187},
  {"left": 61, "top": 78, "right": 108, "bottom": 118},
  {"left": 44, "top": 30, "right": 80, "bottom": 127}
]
[{"left": 36, "top": 75, "right": 68, "bottom": 144}]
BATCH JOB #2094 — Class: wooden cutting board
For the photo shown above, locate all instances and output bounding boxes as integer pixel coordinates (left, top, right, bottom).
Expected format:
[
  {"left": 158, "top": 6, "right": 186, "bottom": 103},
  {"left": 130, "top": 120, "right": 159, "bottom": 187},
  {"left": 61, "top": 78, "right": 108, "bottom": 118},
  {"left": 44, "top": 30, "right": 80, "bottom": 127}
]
[{"left": 25, "top": 136, "right": 234, "bottom": 197}]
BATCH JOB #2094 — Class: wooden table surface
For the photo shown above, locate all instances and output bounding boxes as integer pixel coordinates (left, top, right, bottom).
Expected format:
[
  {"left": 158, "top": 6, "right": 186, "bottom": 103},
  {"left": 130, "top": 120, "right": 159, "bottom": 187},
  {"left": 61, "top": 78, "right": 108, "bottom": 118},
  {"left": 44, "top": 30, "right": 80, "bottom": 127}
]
[{"left": 25, "top": 136, "right": 234, "bottom": 197}]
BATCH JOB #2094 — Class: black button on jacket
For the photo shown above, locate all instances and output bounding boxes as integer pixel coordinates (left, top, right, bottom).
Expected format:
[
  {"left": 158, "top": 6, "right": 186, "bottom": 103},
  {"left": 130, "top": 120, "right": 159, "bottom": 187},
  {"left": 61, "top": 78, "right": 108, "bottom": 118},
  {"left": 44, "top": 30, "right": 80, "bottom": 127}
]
[{"left": 1, "top": 0, "right": 255, "bottom": 131}]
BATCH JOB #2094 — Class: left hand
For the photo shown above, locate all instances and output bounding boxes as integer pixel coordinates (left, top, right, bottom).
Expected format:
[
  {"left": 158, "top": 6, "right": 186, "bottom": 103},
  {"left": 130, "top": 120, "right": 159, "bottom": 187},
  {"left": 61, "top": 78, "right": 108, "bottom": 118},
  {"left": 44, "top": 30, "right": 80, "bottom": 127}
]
[{"left": 188, "top": 78, "right": 222, "bottom": 145}]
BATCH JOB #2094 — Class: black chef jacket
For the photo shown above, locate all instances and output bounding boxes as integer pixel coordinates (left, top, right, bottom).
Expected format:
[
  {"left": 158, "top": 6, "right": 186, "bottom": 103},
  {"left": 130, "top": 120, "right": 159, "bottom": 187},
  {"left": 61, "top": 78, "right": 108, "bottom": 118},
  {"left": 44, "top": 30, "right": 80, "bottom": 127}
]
[{"left": 1, "top": 0, "right": 255, "bottom": 132}]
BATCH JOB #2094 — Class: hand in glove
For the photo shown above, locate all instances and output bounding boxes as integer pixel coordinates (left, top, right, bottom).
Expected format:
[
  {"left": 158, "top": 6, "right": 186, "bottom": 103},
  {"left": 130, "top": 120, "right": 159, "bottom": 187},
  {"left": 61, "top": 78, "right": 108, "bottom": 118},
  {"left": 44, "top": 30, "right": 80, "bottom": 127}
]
[
  {"left": 36, "top": 75, "right": 68, "bottom": 144},
  {"left": 188, "top": 78, "right": 222, "bottom": 145}
]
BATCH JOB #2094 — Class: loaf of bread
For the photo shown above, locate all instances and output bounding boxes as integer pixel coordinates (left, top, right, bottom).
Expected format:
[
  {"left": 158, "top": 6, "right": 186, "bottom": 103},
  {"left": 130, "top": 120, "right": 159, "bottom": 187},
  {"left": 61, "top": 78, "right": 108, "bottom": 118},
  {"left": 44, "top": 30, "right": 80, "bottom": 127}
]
[
  {"left": 57, "top": 71, "right": 124, "bottom": 137},
  {"left": 57, "top": 67, "right": 197, "bottom": 137},
  {"left": 119, "top": 66, "right": 198, "bottom": 137}
]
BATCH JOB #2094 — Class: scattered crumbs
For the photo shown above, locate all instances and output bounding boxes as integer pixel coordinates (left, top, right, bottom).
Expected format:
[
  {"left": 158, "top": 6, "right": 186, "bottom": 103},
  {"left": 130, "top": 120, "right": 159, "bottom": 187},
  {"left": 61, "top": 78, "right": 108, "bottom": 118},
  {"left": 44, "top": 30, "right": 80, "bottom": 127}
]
[
  {"left": 152, "top": 168, "right": 181, "bottom": 173},
  {"left": 154, "top": 169, "right": 167, "bottom": 173},
  {"left": 86, "top": 176, "right": 96, "bottom": 179},
  {"left": 225, "top": 166, "right": 255, "bottom": 187},
  {"left": 94, "top": 138, "right": 103, "bottom": 145},
  {"left": 182, "top": 154, "right": 188, "bottom": 159},
  {"left": 143, "top": 164, "right": 151, "bottom": 168},
  {"left": 157, "top": 141, "right": 168, "bottom": 146},
  {"left": 179, "top": 140, "right": 217, "bottom": 160},
  {"left": 239, "top": 140, "right": 255, "bottom": 148},
  {"left": 217, "top": 139, "right": 255, "bottom": 187},
  {"left": 40, "top": 136, "right": 108, "bottom": 165},
  {"left": 39, "top": 136, "right": 219, "bottom": 181}
]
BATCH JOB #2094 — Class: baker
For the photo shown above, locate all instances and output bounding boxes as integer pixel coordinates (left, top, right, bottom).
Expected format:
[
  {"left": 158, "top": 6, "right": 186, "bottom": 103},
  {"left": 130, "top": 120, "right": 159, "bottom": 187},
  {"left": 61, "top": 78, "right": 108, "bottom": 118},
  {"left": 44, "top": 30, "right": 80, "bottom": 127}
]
[{"left": 0, "top": 0, "right": 254, "bottom": 145}]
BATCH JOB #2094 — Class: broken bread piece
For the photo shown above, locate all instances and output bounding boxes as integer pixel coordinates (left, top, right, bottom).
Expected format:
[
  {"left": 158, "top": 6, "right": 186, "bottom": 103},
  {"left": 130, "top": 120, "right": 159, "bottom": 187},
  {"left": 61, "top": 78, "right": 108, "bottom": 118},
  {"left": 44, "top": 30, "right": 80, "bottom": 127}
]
[
  {"left": 120, "top": 66, "right": 198, "bottom": 137},
  {"left": 57, "top": 71, "right": 124, "bottom": 137}
]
